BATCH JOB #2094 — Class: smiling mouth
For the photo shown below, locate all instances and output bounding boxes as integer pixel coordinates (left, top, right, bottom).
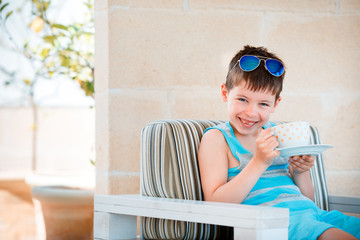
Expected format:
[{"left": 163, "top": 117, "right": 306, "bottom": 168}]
[{"left": 239, "top": 118, "right": 258, "bottom": 128}]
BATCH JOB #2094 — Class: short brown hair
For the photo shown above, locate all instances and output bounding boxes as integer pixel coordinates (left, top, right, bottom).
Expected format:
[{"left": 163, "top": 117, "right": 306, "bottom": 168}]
[{"left": 226, "top": 45, "right": 285, "bottom": 101}]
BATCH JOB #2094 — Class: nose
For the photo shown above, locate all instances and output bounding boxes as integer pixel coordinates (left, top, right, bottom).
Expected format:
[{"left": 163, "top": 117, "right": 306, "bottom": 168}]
[{"left": 244, "top": 104, "right": 257, "bottom": 117}]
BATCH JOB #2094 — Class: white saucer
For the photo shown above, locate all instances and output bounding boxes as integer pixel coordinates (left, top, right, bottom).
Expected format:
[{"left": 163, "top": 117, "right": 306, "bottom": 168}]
[{"left": 276, "top": 144, "right": 333, "bottom": 158}]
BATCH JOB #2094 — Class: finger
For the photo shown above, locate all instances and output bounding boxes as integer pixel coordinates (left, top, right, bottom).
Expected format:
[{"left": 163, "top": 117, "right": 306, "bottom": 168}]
[
  {"left": 291, "top": 160, "right": 312, "bottom": 171},
  {"left": 268, "top": 137, "right": 279, "bottom": 150},
  {"left": 259, "top": 128, "right": 273, "bottom": 141},
  {"left": 260, "top": 141, "right": 279, "bottom": 156},
  {"left": 290, "top": 156, "right": 302, "bottom": 164},
  {"left": 292, "top": 157, "right": 311, "bottom": 168},
  {"left": 290, "top": 158, "right": 307, "bottom": 168},
  {"left": 291, "top": 156, "right": 313, "bottom": 166},
  {"left": 256, "top": 130, "right": 268, "bottom": 146},
  {"left": 258, "top": 137, "right": 279, "bottom": 155},
  {"left": 290, "top": 161, "right": 308, "bottom": 172},
  {"left": 299, "top": 155, "right": 315, "bottom": 166},
  {"left": 257, "top": 130, "right": 278, "bottom": 150},
  {"left": 288, "top": 156, "right": 297, "bottom": 163},
  {"left": 303, "top": 155, "right": 315, "bottom": 163},
  {"left": 290, "top": 159, "right": 302, "bottom": 168},
  {"left": 289, "top": 156, "right": 298, "bottom": 162},
  {"left": 300, "top": 155, "right": 315, "bottom": 161},
  {"left": 271, "top": 149, "right": 281, "bottom": 158}
]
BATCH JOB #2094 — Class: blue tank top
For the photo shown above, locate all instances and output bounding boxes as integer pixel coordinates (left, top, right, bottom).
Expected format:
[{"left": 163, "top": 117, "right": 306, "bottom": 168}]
[{"left": 205, "top": 121, "right": 317, "bottom": 210}]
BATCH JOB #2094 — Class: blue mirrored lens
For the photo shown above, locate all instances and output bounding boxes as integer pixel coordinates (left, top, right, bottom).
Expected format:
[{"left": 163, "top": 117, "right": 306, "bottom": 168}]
[
  {"left": 239, "top": 55, "right": 260, "bottom": 71},
  {"left": 265, "top": 59, "right": 284, "bottom": 76}
]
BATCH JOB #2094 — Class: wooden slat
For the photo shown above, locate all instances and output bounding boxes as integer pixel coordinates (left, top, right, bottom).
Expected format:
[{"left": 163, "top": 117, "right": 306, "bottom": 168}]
[{"left": 94, "top": 194, "right": 289, "bottom": 229}]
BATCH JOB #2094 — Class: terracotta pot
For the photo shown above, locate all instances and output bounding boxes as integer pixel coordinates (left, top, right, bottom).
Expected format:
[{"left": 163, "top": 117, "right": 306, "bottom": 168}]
[{"left": 31, "top": 186, "right": 94, "bottom": 240}]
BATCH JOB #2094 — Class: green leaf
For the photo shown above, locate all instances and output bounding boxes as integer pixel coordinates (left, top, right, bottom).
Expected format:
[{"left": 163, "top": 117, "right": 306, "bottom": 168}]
[
  {"left": 61, "top": 57, "right": 71, "bottom": 67},
  {"left": 84, "top": 81, "right": 94, "bottom": 97},
  {"left": 84, "top": 3, "right": 92, "bottom": 10},
  {"left": 67, "top": 25, "right": 79, "bottom": 34},
  {"left": 23, "top": 39, "right": 29, "bottom": 49},
  {"left": 43, "top": 1, "right": 50, "bottom": 11},
  {"left": 5, "top": 10, "right": 12, "bottom": 20},
  {"left": 35, "top": 2, "right": 42, "bottom": 12},
  {"left": 40, "top": 48, "right": 50, "bottom": 58},
  {"left": 43, "top": 35, "right": 56, "bottom": 45},
  {"left": 0, "top": 3, "right": 9, "bottom": 12},
  {"left": 81, "top": 31, "right": 94, "bottom": 35},
  {"left": 51, "top": 23, "right": 68, "bottom": 31}
]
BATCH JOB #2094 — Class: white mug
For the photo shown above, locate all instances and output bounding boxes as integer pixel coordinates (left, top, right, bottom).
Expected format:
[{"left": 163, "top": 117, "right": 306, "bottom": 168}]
[{"left": 271, "top": 122, "right": 310, "bottom": 149}]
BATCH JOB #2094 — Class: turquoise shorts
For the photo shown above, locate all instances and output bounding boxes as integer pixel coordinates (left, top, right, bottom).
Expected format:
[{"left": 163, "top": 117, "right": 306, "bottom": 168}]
[{"left": 289, "top": 207, "right": 360, "bottom": 239}]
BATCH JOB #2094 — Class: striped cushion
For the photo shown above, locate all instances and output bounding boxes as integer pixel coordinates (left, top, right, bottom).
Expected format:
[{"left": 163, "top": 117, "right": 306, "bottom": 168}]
[{"left": 140, "top": 119, "right": 329, "bottom": 239}]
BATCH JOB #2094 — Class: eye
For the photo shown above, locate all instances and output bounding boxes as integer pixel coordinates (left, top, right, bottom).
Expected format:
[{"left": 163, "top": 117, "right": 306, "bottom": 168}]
[
  {"left": 238, "top": 98, "right": 247, "bottom": 102},
  {"left": 260, "top": 102, "right": 270, "bottom": 107}
]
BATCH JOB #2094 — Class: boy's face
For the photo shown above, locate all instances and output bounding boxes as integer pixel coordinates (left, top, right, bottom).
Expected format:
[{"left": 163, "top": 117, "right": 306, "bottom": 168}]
[{"left": 221, "top": 80, "right": 281, "bottom": 138}]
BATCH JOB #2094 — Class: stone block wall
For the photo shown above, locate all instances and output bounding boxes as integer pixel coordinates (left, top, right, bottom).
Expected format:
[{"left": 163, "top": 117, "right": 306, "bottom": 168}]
[{"left": 95, "top": 0, "right": 360, "bottom": 197}]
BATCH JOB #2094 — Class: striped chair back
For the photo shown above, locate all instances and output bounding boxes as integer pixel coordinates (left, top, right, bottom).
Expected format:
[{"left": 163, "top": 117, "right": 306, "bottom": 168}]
[{"left": 140, "top": 119, "right": 329, "bottom": 239}]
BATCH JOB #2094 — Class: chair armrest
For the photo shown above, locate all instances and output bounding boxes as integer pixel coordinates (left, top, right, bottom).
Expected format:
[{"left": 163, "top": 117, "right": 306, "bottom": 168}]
[
  {"left": 94, "top": 194, "right": 289, "bottom": 240},
  {"left": 328, "top": 195, "right": 360, "bottom": 214}
]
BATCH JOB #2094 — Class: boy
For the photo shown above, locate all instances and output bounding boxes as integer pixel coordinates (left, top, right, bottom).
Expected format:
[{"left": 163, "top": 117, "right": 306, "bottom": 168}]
[{"left": 198, "top": 45, "right": 360, "bottom": 239}]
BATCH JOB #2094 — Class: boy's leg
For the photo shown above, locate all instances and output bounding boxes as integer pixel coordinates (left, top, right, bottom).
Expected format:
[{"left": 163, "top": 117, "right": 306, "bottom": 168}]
[{"left": 318, "top": 227, "right": 357, "bottom": 240}]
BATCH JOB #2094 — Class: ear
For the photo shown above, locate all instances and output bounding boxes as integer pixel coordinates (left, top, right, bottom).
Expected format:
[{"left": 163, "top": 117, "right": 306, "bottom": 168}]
[
  {"left": 221, "top": 84, "right": 228, "bottom": 102},
  {"left": 271, "top": 96, "right": 281, "bottom": 113}
]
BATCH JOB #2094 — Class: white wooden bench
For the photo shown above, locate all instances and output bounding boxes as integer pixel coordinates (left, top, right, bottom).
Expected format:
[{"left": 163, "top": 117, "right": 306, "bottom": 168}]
[
  {"left": 94, "top": 120, "right": 360, "bottom": 239},
  {"left": 94, "top": 194, "right": 289, "bottom": 240}
]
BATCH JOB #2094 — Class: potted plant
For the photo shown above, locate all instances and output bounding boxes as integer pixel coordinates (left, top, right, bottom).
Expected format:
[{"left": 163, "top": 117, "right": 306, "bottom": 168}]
[{"left": 0, "top": 0, "right": 95, "bottom": 239}]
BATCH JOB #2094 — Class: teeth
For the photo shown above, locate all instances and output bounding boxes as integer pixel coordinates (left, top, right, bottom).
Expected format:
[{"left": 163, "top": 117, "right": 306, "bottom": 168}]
[{"left": 240, "top": 118, "right": 256, "bottom": 126}]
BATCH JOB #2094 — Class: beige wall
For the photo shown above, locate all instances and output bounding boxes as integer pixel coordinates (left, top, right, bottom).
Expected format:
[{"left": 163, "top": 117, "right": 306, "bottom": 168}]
[
  {"left": 0, "top": 107, "right": 95, "bottom": 175},
  {"left": 95, "top": 0, "right": 360, "bottom": 197}
]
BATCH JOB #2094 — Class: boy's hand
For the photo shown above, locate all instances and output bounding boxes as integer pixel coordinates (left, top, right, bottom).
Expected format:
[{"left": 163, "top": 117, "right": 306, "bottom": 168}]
[
  {"left": 288, "top": 155, "right": 315, "bottom": 174},
  {"left": 254, "top": 128, "right": 280, "bottom": 166}
]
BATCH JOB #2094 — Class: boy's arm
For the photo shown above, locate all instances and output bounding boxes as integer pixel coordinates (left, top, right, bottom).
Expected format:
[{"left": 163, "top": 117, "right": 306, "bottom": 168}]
[
  {"left": 288, "top": 155, "right": 315, "bottom": 201},
  {"left": 198, "top": 128, "right": 279, "bottom": 204}
]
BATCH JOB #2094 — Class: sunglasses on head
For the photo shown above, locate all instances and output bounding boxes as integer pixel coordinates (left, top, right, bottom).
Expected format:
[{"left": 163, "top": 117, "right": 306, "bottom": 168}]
[{"left": 230, "top": 55, "right": 284, "bottom": 77}]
